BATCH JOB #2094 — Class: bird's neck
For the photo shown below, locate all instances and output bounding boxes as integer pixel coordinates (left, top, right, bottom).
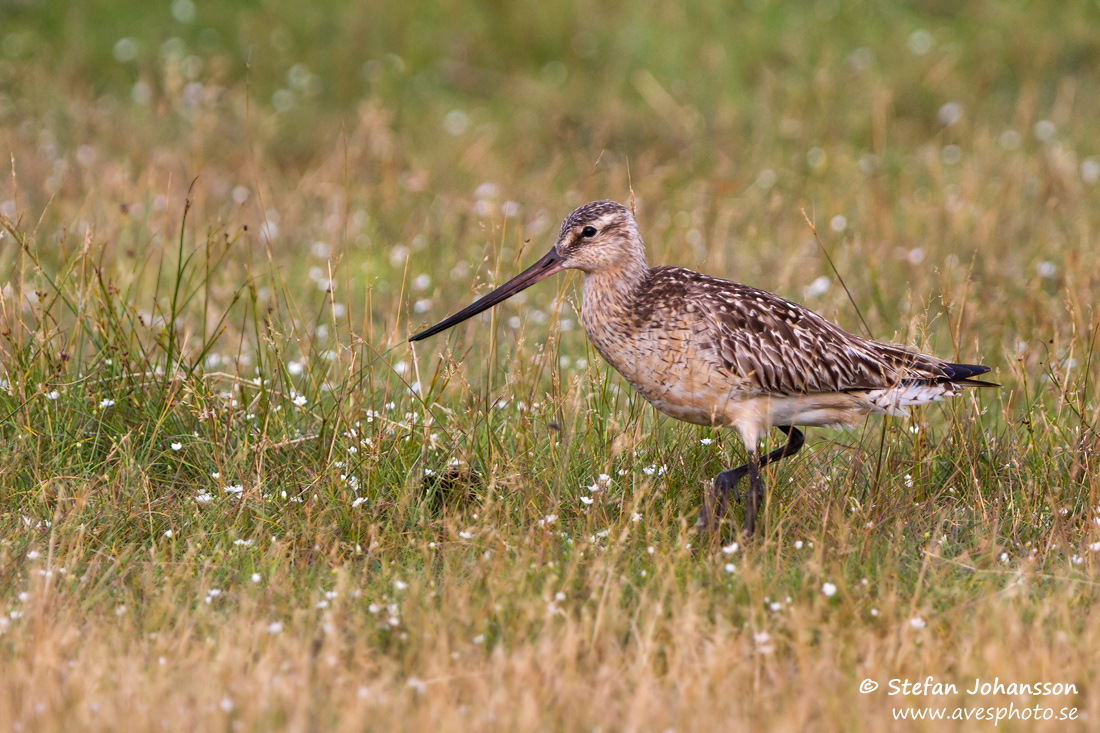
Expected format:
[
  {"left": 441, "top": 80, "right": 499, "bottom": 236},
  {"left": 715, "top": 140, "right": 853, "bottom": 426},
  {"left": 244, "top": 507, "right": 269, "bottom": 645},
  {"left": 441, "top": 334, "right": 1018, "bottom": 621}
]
[{"left": 580, "top": 258, "right": 650, "bottom": 336}]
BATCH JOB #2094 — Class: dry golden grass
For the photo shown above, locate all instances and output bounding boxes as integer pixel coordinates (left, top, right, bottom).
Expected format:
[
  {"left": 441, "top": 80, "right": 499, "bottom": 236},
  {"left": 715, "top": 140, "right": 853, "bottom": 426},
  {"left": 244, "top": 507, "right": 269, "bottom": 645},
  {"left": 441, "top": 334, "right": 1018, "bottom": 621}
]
[{"left": 2, "top": 527, "right": 1098, "bottom": 731}]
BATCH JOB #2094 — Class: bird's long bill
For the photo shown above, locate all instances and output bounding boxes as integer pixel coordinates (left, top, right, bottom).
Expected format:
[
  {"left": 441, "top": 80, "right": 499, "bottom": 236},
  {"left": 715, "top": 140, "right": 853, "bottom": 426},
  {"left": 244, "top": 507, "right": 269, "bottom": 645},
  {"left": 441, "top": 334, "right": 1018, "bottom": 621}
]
[{"left": 409, "top": 248, "right": 564, "bottom": 342}]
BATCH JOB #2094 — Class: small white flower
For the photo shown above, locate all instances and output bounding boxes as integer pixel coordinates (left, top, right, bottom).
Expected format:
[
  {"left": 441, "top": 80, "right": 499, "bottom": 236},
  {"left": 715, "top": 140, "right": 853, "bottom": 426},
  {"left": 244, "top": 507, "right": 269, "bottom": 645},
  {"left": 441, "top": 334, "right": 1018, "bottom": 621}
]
[
  {"left": 170, "top": 442, "right": 183, "bottom": 451},
  {"left": 722, "top": 542, "right": 739, "bottom": 555},
  {"left": 631, "top": 513, "right": 642, "bottom": 522},
  {"left": 292, "top": 394, "right": 307, "bottom": 407},
  {"left": 219, "top": 697, "right": 234, "bottom": 713},
  {"left": 26, "top": 551, "right": 40, "bottom": 560},
  {"left": 210, "top": 472, "right": 220, "bottom": 479},
  {"left": 579, "top": 496, "right": 594, "bottom": 506},
  {"left": 724, "top": 563, "right": 736, "bottom": 573},
  {"left": 821, "top": 582, "right": 837, "bottom": 598},
  {"left": 752, "top": 630, "right": 774, "bottom": 653},
  {"left": 870, "top": 608, "right": 879, "bottom": 617},
  {"left": 163, "top": 529, "right": 174, "bottom": 538},
  {"left": 472, "top": 634, "right": 485, "bottom": 644},
  {"left": 407, "top": 677, "right": 426, "bottom": 694},
  {"left": 368, "top": 603, "right": 382, "bottom": 614},
  {"left": 907, "top": 29, "right": 932, "bottom": 55},
  {"left": 903, "top": 474, "right": 913, "bottom": 488},
  {"left": 700, "top": 438, "right": 713, "bottom": 445},
  {"left": 251, "top": 573, "right": 261, "bottom": 583},
  {"left": 45, "top": 390, "right": 60, "bottom": 401},
  {"left": 1089, "top": 542, "right": 1100, "bottom": 552},
  {"left": 267, "top": 621, "right": 283, "bottom": 634},
  {"left": 804, "top": 276, "right": 830, "bottom": 298},
  {"left": 937, "top": 102, "right": 962, "bottom": 127},
  {"left": 394, "top": 580, "right": 408, "bottom": 591},
  {"left": 1082, "top": 157, "right": 1100, "bottom": 184},
  {"left": 458, "top": 531, "right": 474, "bottom": 539},
  {"left": 194, "top": 491, "right": 214, "bottom": 504},
  {"left": 233, "top": 539, "right": 253, "bottom": 547},
  {"left": 99, "top": 398, "right": 115, "bottom": 409},
  {"left": 794, "top": 540, "right": 803, "bottom": 549},
  {"left": 909, "top": 616, "right": 927, "bottom": 630},
  {"left": 351, "top": 497, "right": 366, "bottom": 508},
  {"left": 224, "top": 485, "right": 244, "bottom": 495}
]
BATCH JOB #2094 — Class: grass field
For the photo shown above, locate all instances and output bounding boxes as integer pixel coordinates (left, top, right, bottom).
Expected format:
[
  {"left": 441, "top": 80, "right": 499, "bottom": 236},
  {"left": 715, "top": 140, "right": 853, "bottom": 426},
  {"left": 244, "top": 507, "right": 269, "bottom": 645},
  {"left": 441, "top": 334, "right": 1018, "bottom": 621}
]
[{"left": 2, "top": 1, "right": 1099, "bottom": 729}]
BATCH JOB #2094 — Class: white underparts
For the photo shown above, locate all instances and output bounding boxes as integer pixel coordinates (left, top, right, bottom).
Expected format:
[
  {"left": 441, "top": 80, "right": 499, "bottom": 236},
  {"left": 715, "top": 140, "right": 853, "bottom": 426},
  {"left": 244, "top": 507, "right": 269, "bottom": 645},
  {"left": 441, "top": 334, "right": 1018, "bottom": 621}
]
[{"left": 860, "top": 381, "right": 963, "bottom": 417}]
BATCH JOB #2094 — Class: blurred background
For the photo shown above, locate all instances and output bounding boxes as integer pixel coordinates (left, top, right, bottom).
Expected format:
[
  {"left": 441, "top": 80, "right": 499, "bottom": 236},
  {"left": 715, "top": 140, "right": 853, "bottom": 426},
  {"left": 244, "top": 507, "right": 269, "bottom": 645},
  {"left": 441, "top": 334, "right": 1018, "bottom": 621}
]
[{"left": 2, "top": 0, "right": 1099, "bottom": 383}]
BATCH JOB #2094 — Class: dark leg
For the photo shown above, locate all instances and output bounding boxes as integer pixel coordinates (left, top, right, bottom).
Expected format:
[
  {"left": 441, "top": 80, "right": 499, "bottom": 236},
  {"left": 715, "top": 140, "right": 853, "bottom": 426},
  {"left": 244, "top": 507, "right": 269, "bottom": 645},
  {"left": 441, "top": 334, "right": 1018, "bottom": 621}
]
[
  {"left": 742, "top": 426, "right": 804, "bottom": 535},
  {"left": 696, "top": 464, "right": 748, "bottom": 531},
  {"left": 696, "top": 426, "right": 805, "bottom": 533},
  {"left": 742, "top": 451, "right": 764, "bottom": 535}
]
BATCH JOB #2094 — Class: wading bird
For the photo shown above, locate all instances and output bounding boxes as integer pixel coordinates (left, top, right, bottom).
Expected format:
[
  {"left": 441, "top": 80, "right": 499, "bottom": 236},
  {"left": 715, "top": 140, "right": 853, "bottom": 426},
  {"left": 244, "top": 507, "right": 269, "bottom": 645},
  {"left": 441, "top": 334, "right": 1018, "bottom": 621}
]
[{"left": 410, "top": 201, "right": 994, "bottom": 535}]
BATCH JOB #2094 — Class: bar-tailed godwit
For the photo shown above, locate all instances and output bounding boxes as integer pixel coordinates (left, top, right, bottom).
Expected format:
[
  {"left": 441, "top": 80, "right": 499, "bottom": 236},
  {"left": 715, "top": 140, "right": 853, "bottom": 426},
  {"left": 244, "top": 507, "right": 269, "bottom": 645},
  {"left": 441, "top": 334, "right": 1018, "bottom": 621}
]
[{"left": 411, "top": 200, "right": 995, "bottom": 535}]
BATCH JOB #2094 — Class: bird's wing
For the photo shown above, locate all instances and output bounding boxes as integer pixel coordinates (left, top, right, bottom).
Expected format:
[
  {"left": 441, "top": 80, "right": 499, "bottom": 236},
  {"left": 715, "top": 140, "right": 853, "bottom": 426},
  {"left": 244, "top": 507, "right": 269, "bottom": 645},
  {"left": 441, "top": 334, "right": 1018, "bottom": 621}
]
[{"left": 644, "top": 268, "right": 951, "bottom": 397}]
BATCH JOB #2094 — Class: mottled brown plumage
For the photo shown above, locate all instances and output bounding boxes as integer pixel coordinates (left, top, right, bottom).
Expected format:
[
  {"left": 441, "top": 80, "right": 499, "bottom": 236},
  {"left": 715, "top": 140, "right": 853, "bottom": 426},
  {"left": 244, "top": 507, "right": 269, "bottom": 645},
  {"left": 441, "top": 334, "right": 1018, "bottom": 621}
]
[{"left": 411, "top": 200, "right": 995, "bottom": 535}]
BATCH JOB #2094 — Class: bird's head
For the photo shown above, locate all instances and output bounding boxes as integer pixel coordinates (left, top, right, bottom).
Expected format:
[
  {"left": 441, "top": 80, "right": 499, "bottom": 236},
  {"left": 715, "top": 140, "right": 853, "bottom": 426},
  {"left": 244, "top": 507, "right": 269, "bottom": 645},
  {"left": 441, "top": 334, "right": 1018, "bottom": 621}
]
[
  {"left": 550, "top": 200, "right": 646, "bottom": 274},
  {"left": 409, "top": 200, "right": 645, "bottom": 342}
]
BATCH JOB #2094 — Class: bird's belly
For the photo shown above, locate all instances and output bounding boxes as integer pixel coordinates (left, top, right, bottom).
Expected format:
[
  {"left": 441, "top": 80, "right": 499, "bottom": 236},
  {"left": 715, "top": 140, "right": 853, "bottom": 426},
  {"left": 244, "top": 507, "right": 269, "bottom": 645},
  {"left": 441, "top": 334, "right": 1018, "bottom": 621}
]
[
  {"left": 640, "top": 386, "right": 737, "bottom": 426},
  {"left": 591, "top": 338, "right": 746, "bottom": 426}
]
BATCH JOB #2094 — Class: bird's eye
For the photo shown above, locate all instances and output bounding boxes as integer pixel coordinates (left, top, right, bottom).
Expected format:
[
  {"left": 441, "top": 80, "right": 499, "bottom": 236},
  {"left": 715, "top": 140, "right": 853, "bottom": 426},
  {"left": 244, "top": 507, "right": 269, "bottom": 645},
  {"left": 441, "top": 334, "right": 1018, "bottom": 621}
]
[{"left": 581, "top": 225, "right": 598, "bottom": 238}]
